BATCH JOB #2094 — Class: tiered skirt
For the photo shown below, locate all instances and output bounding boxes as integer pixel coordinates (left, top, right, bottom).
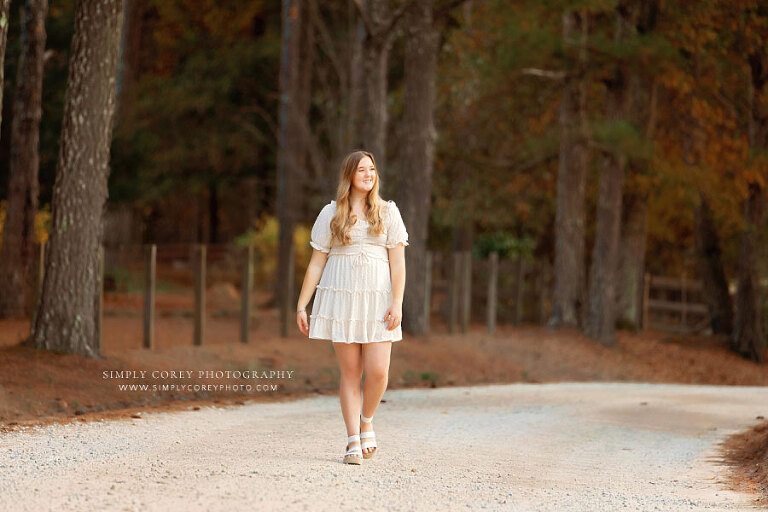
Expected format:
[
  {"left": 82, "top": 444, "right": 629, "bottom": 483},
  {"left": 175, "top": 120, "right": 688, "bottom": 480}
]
[{"left": 308, "top": 250, "right": 402, "bottom": 343}]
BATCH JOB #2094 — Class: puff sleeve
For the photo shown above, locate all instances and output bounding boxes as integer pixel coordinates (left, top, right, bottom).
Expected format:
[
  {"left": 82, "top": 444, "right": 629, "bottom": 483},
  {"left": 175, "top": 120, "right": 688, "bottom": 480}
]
[
  {"left": 310, "top": 202, "right": 334, "bottom": 253},
  {"left": 385, "top": 200, "right": 409, "bottom": 249}
]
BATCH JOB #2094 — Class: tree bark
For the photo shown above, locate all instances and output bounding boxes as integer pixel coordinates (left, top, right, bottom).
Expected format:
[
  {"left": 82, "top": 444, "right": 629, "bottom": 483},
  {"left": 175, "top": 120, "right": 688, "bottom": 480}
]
[
  {"left": 616, "top": 44, "right": 657, "bottom": 331},
  {"left": 732, "top": 51, "right": 768, "bottom": 363},
  {"left": 681, "top": 48, "right": 735, "bottom": 336},
  {"left": 693, "top": 193, "right": 734, "bottom": 335},
  {"left": 296, "top": 0, "right": 314, "bottom": 218},
  {"left": 0, "top": 0, "right": 12, "bottom": 129},
  {"left": 732, "top": 182, "right": 764, "bottom": 362},
  {"left": 346, "top": 0, "right": 364, "bottom": 155},
  {"left": 549, "top": 8, "right": 589, "bottom": 329},
  {"left": 0, "top": 0, "right": 47, "bottom": 318},
  {"left": 399, "top": 0, "right": 439, "bottom": 335},
  {"left": 616, "top": 190, "right": 647, "bottom": 329},
  {"left": 585, "top": 133, "right": 626, "bottom": 346},
  {"left": 29, "top": 0, "right": 123, "bottom": 357},
  {"left": 585, "top": 2, "right": 638, "bottom": 346},
  {"left": 115, "top": 0, "right": 144, "bottom": 117},
  {"left": 275, "top": 0, "right": 303, "bottom": 329},
  {"left": 208, "top": 180, "right": 219, "bottom": 244},
  {"left": 350, "top": 0, "right": 401, "bottom": 181}
]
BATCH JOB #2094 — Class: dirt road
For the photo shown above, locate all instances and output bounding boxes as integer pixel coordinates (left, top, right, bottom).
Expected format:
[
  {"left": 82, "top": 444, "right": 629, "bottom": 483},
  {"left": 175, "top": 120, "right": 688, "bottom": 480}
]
[{"left": 0, "top": 382, "right": 765, "bottom": 511}]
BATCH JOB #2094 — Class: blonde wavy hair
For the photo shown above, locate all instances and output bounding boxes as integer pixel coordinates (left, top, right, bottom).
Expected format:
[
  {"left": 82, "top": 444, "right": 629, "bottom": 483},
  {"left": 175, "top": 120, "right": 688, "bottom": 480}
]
[{"left": 329, "top": 150, "right": 388, "bottom": 247}]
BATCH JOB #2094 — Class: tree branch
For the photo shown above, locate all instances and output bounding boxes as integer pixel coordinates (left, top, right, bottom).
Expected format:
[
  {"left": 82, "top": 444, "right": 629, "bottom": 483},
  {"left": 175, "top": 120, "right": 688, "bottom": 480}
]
[
  {"left": 442, "top": 148, "right": 560, "bottom": 174},
  {"left": 379, "top": 0, "right": 417, "bottom": 40},
  {"left": 587, "top": 139, "right": 615, "bottom": 156},
  {"left": 521, "top": 68, "right": 567, "bottom": 80},
  {"left": 308, "top": 0, "right": 346, "bottom": 84},
  {"left": 434, "top": 0, "right": 470, "bottom": 22},
  {"left": 351, "top": 0, "right": 374, "bottom": 38},
  {"left": 241, "top": 104, "right": 278, "bottom": 139},
  {"left": 353, "top": 0, "right": 418, "bottom": 41}
]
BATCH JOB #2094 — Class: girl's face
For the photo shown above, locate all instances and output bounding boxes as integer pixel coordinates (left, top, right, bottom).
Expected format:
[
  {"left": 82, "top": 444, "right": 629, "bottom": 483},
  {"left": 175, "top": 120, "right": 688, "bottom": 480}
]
[{"left": 351, "top": 156, "right": 376, "bottom": 193}]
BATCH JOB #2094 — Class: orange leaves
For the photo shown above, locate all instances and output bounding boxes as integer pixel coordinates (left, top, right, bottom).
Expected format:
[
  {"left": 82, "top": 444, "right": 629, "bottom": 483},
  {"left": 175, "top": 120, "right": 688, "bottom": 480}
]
[
  {"left": 656, "top": 67, "right": 692, "bottom": 96},
  {"left": 147, "top": 0, "right": 269, "bottom": 74},
  {"left": 528, "top": 101, "right": 558, "bottom": 135},
  {"left": 740, "top": 151, "right": 768, "bottom": 194},
  {"left": 676, "top": 19, "right": 718, "bottom": 50}
]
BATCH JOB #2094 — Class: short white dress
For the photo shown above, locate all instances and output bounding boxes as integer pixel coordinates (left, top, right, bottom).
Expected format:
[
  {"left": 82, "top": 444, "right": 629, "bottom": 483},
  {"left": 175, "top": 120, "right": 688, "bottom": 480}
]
[{"left": 308, "top": 199, "right": 409, "bottom": 343}]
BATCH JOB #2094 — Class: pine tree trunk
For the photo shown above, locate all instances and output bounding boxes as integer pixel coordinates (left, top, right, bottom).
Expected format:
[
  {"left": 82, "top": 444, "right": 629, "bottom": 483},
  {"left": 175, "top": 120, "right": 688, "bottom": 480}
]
[
  {"left": 29, "top": 0, "right": 123, "bottom": 357},
  {"left": 115, "top": 0, "right": 144, "bottom": 116},
  {"left": 208, "top": 181, "right": 219, "bottom": 244},
  {"left": 296, "top": 0, "right": 314, "bottom": 217},
  {"left": 616, "top": 191, "right": 647, "bottom": 329},
  {"left": 693, "top": 193, "right": 734, "bottom": 335},
  {"left": 347, "top": 1, "right": 364, "bottom": 153},
  {"left": 550, "top": 8, "right": 589, "bottom": 329},
  {"left": 275, "top": 0, "right": 302, "bottom": 327},
  {"left": 732, "top": 182, "right": 765, "bottom": 362},
  {"left": 585, "top": 138, "right": 626, "bottom": 346},
  {"left": 0, "top": 0, "right": 47, "bottom": 319},
  {"left": 0, "top": 1, "right": 11, "bottom": 127},
  {"left": 351, "top": 0, "right": 394, "bottom": 181},
  {"left": 585, "top": 3, "right": 638, "bottom": 346},
  {"left": 616, "top": 34, "right": 657, "bottom": 331},
  {"left": 732, "top": 52, "right": 768, "bottom": 363},
  {"left": 399, "top": 0, "right": 439, "bottom": 335}
]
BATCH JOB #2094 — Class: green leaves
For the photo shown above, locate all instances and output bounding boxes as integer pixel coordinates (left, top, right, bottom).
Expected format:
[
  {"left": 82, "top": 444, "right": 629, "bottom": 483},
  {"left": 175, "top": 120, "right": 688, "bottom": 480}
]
[
  {"left": 590, "top": 119, "right": 653, "bottom": 161},
  {"left": 475, "top": 232, "right": 536, "bottom": 260}
]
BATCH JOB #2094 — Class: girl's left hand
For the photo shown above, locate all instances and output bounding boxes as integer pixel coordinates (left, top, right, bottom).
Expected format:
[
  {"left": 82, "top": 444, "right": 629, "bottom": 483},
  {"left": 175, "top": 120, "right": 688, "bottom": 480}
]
[{"left": 382, "top": 304, "right": 402, "bottom": 330}]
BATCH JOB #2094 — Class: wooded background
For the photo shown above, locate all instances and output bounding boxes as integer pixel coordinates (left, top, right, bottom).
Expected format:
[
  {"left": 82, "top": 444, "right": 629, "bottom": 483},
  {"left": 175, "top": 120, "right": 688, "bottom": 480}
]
[{"left": 0, "top": 0, "right": 765, "bottom": 363}]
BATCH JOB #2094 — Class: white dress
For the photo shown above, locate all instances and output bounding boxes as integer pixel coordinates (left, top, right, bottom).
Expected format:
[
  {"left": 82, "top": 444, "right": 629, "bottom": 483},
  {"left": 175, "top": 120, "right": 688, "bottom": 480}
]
[{"left": 308, "top": 199, "right": 409, "bottom": 343}]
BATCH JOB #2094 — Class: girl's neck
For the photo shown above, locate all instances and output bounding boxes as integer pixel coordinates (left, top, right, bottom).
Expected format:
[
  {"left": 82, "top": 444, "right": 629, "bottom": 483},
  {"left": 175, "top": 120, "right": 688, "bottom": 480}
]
[{"left": 349, "top": 191, "right": 368, "bottom": 210}]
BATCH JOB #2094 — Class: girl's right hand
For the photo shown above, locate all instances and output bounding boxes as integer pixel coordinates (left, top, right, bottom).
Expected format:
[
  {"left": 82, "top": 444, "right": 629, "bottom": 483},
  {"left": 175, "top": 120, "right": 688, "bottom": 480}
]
[{"left": 297, "top": 310, "right": 309, "bottom": 335}]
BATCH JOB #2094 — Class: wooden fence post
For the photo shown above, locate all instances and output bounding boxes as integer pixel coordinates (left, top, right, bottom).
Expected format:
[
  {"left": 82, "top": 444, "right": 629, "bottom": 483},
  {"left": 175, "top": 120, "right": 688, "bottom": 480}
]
[
  {"left": 486, "top": 251, "right": 498, "bottom": 333},
  {"left": 194, "top": 244, "right": 206, "bottom": 346},
  {"left": 449, "top": 251, "right": 460, "bottom": 333},
  {"left": 281, "top": 241, "right": 295, "bottom": 338},
  {"left": 143, "top": 244, "right": 156, "bottom": 349},
  {"left": 241, "top": 244, "right": 254, "bottom": 344},
  {"left": 681, "top": 271, "right": 687, "bottom": 329},
  {"left": 38, "top": 240, "right": 46, "bottom": 295},
  {"left": 642, "top": 272, "right": 650, "bottom": 330},
  {"left": 514, "top": 255, "right": 525, "bottom": 325},
  {"left": 641, "top": 272, "right": 710, "bottom": 333},
  {"left": 536, "top": 264, "right": 547, "bottom": 324},
  {"left": 32, "top": 240, "right": 46, "bottom": 326},
  {"left": 95, "top": 244, "right": 104, "bottom": 353},
  {"left": 461, "top": 250, "right": 472, "bottom": 333},
  {"left": 424, "top": 251, "right": 432, "bottom": 335}
]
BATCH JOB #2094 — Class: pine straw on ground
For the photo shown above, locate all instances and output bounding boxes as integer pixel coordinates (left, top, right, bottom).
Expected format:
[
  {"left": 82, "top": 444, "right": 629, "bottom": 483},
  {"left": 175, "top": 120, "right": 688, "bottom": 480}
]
[{"left": 718, "top": 419, "right": 768, "bottom": 508}]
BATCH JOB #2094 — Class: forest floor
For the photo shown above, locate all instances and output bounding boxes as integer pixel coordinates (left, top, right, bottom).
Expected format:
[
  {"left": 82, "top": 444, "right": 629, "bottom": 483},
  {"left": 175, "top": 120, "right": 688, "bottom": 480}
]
[{"left": 0, "top": 285, "right": 767, "bottom": 506}]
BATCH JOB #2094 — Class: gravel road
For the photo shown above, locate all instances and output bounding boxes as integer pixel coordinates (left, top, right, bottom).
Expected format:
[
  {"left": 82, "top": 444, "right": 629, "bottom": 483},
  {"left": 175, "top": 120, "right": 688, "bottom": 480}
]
[{"left": 0, "top": 382, "right": 765, "bottom": 511}]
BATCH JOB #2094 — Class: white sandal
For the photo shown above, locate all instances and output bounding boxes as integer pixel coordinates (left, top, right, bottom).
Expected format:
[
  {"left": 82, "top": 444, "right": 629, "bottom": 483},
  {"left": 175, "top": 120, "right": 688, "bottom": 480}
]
[
  {"left": 343, "top": 434, "right": 362, "bottom": 465},
  {"left": 360, "top": 413, "right": 377, "bottom": 459}
]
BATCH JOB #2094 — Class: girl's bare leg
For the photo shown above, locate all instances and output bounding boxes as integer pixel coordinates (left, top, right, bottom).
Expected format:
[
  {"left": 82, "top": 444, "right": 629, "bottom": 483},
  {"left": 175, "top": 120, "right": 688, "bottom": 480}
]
[
  {"left": 361, "top": 341, "right": 392, "bottom": 455},
  {"left": 333, "top": 342, "right": 364, "bottom": 452}
]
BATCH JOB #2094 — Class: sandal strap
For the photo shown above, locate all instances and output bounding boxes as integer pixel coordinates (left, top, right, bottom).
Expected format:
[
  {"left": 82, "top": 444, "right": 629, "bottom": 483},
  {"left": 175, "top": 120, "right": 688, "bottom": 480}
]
[
  {"left": 361, "top": 413, "right": 373, "bottom": 423},
  {"left": 359, "top": 431, "right": 376, "bottom": 439},
  {"left": 347, "top": 434, "right": 360, "bottom": 442},
  {"left": 345, "top": 446, "right": 363, "bottom": 456}
]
